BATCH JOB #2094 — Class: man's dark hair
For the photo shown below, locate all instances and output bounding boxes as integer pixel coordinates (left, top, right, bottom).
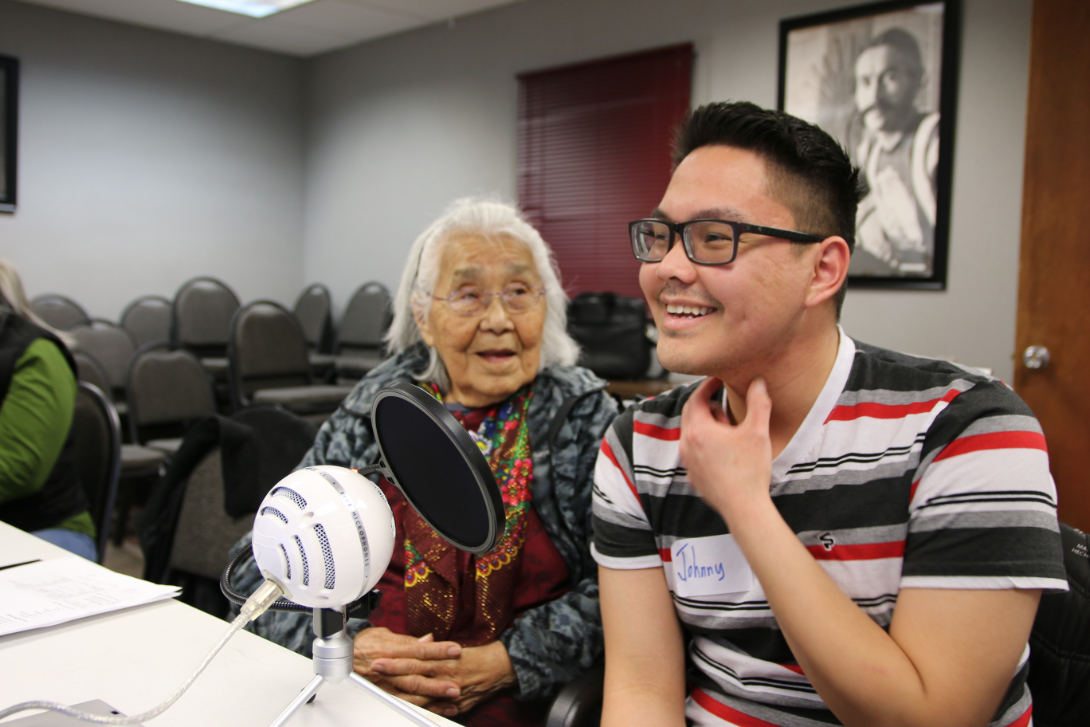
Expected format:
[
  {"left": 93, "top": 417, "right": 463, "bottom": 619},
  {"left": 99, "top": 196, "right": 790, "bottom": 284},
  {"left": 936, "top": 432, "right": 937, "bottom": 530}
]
[{"left": 672, "top": 101, "right": 863, "bottom": 317}]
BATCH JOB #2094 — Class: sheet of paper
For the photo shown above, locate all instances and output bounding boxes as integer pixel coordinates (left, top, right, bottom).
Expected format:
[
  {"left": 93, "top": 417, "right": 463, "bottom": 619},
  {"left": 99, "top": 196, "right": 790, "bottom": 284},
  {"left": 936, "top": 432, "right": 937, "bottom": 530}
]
[{"left": 0, "top": 557, "right": 180, "bottom": 636}]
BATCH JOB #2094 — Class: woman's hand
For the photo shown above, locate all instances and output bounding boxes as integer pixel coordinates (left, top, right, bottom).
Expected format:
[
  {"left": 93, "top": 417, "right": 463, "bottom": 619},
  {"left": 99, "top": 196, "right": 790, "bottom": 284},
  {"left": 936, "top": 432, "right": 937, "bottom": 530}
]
[
  {"left": 354, "top": 629, "right": 519, "bottom": 717},
  {"left": 352, "top": 627, "right": 463, "bottom": 712}
]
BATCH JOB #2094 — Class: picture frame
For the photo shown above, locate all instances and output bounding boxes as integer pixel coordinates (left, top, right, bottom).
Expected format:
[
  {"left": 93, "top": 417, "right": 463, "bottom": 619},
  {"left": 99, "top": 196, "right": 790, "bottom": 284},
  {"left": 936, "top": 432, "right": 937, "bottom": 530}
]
[
  {"left": 1, "top": 54, "right": 18, "bottom": 213},
  {"left": 778, "top": 0, "right": 960, "bottom": 289}
]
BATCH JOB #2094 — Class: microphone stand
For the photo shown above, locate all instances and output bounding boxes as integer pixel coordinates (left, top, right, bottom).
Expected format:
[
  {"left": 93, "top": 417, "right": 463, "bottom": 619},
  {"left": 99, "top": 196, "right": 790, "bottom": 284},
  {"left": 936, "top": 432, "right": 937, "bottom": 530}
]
[{"left": 268, "top": 602, "right": 440, "bottom": 727}]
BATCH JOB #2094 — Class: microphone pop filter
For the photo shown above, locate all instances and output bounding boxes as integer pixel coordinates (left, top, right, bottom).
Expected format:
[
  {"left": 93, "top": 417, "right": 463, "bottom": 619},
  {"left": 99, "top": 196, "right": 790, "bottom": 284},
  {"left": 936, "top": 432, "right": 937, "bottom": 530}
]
[{"left": 371, "top": 382, "right": 504, "bottom": 553}]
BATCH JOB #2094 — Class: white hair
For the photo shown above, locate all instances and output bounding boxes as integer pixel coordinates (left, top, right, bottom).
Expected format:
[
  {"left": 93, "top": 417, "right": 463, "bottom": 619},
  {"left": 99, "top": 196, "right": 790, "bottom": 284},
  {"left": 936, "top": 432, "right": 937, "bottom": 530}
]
[
  {"left": 385, "top": 197, "right": 579, "bottom": 392},
  {"left": 0, "top": 258, "right": 75, "bottom": 347}
]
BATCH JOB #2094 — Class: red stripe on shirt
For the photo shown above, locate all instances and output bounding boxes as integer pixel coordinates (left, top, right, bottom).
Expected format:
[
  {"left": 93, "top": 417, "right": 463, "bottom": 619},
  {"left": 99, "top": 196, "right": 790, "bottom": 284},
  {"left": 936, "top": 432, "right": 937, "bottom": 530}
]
[
  {"left": 633, "top": 420, "right": 681, "bottom": 441},
  {"left": 659, "top": 548, "right": 672, "bottom": 562},
  {"left": 779, "top": 663, "right": 805, "bottom": 675},
  {"left": 1008, "top": 704, "right": 1032, "bottom": 727},
  {"left": 692, "top": 689, "right": 780, "bottom": 727},
  {"left": 825, "top": 389, "right": 960, "bottom": 423},
  {"left": 933, "top": 431, "right": 1048, "bottom": 462},
  {"left": 601, "top": 440, "right": 640, "bottom": 501},
  {"left": 806, "top": 540, "right": 905, "bottom": 561}
]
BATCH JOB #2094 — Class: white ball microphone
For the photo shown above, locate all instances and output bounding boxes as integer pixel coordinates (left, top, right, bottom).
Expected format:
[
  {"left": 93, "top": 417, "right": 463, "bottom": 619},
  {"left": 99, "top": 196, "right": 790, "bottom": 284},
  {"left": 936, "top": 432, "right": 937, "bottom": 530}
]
[{"left": 250, "top": 465, "right": 397, "bottom": 610}]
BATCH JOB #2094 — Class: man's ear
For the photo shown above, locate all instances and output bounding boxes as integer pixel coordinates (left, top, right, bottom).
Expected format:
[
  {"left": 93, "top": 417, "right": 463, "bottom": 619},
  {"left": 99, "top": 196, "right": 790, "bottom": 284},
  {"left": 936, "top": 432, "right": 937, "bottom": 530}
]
[{"left": 805, "top": 236, "right": 851, "bottom": 310}]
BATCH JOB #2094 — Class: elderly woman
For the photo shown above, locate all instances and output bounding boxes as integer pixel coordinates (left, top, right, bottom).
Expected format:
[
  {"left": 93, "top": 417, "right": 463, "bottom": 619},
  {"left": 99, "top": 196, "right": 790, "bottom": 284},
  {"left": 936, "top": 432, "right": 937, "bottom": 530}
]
[{"left": 230, "top": 199, "right": 617, "bottom": 725}]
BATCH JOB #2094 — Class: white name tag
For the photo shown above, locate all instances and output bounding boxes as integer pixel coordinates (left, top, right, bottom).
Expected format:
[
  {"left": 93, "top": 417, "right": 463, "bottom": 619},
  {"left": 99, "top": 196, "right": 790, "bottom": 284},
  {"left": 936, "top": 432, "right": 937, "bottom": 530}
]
[{"left": 671, "top": 534, "right": 754, "bottom": 598}]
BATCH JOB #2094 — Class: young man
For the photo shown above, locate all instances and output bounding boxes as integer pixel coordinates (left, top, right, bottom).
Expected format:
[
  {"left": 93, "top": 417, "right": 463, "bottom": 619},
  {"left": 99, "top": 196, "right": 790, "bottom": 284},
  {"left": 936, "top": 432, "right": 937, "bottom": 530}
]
[{"left": 591, "top": 102, "right": 1066, "bottom": 727}]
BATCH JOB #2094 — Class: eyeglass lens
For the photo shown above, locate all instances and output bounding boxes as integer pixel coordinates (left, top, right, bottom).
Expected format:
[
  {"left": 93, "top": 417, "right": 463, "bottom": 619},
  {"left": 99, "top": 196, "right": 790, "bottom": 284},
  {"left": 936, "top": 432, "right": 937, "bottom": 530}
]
[
  {"left": 446, "top": 284, "right": 541, "bottom": 315},
  {"left": 631, "top": 220, "right": 738, "bottom": 264}
]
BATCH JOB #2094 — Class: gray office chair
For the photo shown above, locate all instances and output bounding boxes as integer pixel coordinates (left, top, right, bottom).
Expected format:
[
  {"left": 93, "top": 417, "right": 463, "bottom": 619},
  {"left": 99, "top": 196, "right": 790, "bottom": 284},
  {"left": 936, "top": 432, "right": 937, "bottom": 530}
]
[
  {"left": 126, "top": 345, "right": 217, "bottom": 456},
  {"left": 70, "top": 319, "right": 138, "bottom": 413},
  {"left": 120, "top": 295, "right": 172, "bottom": 349},
  {"left": 30, "top": 294, "right": 90, "bottom": 331},
  {"left": 171, "top": 276, "right": 241, "bottom": 398},
  {"left": 73, "top": 350, "right": 111, "bottom": 398},
  {"left": 334, "top": 281, "right": 392, "bottom": 383},
  {"left": 227, "top": 300, "right": 353, "bottom": 416},
  {"left": 71, "top": 382, "right": 122, "bottom": 565},
  {"left": 293, "top": 283, "right": 336, "bottom": 380},
  {"left": 168, "top": 448, "right": 255, "bottom": 618}
]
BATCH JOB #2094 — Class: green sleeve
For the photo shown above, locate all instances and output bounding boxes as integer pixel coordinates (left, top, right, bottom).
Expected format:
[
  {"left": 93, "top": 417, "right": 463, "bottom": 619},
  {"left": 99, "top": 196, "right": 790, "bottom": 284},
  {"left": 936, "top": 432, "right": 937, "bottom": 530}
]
[{"left": 0, "top": 338, "right": 78, "bottom": 503}]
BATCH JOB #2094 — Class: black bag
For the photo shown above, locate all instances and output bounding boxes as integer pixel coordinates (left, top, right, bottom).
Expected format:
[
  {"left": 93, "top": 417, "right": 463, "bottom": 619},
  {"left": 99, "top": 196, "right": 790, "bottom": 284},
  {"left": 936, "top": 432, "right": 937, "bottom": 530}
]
[
  {"left": 567, "top": 292, "right": 650, "bottom": 380},
  {"left": 1026, "top": 522, "right": 1090, "bottom": 726}
]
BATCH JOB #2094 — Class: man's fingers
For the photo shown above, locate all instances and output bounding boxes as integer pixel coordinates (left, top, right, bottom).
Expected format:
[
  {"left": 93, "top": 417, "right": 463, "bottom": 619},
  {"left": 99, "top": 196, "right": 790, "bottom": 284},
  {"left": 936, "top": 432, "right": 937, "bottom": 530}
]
[{"left": 743, "top": 377, "right": 772, "bottom": 432}]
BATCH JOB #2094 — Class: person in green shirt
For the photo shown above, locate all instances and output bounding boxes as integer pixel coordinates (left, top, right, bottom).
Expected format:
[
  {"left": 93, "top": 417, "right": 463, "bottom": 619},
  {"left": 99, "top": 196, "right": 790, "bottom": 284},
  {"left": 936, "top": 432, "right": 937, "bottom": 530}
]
[{"left": 0, "top": 259, "right": 96, "bottom": 560}]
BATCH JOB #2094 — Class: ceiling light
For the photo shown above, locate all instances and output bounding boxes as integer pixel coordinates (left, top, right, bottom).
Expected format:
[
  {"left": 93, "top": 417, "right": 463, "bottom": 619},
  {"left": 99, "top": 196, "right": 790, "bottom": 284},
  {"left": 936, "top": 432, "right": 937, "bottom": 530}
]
[{"left": 172, "top": 0, "right": 315, "bottom": 18}]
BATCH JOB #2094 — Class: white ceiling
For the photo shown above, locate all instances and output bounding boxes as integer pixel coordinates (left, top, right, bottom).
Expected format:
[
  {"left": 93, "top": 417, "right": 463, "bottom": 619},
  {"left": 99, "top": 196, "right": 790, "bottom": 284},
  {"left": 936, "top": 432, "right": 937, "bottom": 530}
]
[{"left": 13, "top": 0, "right": 526, "bottom": 57}]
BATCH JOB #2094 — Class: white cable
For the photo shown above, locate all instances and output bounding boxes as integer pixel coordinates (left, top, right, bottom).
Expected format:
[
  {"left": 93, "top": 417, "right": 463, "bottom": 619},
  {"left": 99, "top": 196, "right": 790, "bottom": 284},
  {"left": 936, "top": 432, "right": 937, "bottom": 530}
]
[{"left": 0, "top": 580, "right": 284, "bottom": 725}]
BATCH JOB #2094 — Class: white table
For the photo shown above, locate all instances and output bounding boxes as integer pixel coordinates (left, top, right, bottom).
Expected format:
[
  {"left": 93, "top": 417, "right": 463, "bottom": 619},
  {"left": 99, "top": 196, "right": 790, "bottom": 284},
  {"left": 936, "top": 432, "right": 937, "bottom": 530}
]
[{"left": 0, "top": 522, "right": 449, "bottom": 727}]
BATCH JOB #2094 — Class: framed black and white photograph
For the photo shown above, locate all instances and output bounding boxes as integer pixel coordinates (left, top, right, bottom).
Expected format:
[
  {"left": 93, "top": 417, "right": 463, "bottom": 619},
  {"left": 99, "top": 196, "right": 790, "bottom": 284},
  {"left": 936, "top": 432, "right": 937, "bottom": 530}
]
[
  {"left": 1, "top": 54, "right": 18, "bottom": 213},
  {"left": 778, "top": 0, "right": 959, "bottom": 289}
]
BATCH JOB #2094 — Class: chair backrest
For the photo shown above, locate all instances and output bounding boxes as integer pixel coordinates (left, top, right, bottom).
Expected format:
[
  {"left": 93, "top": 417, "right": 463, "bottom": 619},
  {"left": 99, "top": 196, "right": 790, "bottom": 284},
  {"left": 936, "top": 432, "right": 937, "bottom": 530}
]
[
  {"left": 169, "top": 448, "right": 255, "bottom": 583},
  {"left": 120, "top": 295, "right": 172, "bottom": 349},
  {"left": 336, "top": 281, "right": 391, "bottom": 353},
  {"left": 69, "top": 319, "right": 138, "bottom": 401},
  {"left": 127, "top": 345, "right": 217, "bottom": 444},
  {"left": 73, "top": 350, "right": 111, "bottom": 395},
  {"left": 71, "top": 382, "right": 121, "bottom": 565},
  {"left": 293, "top": 283, "right": 334, "bottom": 353},
  {"left": 228, "top": 300, "right": 311, "bottom": 409},
  {"left": 29, "top": 294, "right": 89, "bottom": 330},
  {"left": 171, "top": 277, "right": 241, "bottom": 358}
]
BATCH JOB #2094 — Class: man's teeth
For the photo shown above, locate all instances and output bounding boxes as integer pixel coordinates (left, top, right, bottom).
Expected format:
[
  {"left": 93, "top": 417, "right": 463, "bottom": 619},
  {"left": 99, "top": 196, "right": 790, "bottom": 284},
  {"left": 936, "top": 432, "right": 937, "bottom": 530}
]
[{"left": 666, "top": 304, "right": 712, "bottom": 317}]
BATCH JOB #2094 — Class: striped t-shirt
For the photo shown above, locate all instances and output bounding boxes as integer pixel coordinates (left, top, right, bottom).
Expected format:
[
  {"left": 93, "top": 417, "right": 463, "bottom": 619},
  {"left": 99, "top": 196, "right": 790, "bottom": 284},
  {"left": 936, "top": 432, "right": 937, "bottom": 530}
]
[{"left": 591, "top": 333, "right": 1067, "bottom": 727}]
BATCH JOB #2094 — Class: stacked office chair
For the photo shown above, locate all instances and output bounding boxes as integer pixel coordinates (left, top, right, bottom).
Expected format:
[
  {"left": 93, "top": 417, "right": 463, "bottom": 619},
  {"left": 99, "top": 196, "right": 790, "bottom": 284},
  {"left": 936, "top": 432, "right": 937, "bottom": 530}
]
[
  {"left": 71, "top": 382, "right": 122, "bottom": 565},
  {"left": 69, "top": 320, "right": 138, "bottom": 415},
  {"left": 127, "top": 345, "right": 217, "bottom": 457},
  {"left": 120, "top": 295, "right": 172, "bottom": 349},
  {"left": 292, "top": 283, "right": 336, "bottom": 380},
  {"left": 334, "top": 281, "right": 392, "bottom": 383},
  {"left": 171, "top": 277, "right": 240, "bottom": 406},
  {"left": 30, "top": 294, "right": 89, "bottom": 330},
  {"left": 73, "top": 350, "right": 112, "bottom": 399},
  {"left": 227, "top": 300, "right": 353, "bottom": 417}
]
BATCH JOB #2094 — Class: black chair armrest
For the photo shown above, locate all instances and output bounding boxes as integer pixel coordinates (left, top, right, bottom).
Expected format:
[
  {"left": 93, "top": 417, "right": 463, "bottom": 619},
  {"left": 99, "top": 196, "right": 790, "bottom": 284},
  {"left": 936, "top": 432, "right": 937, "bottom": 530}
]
[{"left": 545, "top": 662, "right": 605, "bottom": 727}]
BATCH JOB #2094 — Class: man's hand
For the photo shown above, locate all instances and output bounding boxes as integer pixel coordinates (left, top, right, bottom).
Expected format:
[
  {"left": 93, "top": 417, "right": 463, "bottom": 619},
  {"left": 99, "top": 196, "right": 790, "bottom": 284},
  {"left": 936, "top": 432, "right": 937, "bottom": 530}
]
[{"left": 679, "top": 376, "right": 773, "bottom": 524}]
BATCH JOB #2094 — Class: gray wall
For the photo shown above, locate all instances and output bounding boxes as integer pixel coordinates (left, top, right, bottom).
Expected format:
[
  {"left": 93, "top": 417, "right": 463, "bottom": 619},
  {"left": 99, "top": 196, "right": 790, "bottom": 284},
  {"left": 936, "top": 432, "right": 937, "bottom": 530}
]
[
  {"left": 0, "top": 0, "right": 1033, "bottom": 381},
  {"left": 304, "top": 0, "right": 1033, "bottom": 382},
  {"left": 0, "top": 0, "right": 306, "bottom": 321}
]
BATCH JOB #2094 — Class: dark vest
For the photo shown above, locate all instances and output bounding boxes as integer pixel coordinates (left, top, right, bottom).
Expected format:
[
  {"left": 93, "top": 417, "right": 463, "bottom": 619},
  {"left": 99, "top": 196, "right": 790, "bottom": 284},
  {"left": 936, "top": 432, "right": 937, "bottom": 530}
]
[{"left": 0, "top": 311, "right": 89, "bottom": 533}]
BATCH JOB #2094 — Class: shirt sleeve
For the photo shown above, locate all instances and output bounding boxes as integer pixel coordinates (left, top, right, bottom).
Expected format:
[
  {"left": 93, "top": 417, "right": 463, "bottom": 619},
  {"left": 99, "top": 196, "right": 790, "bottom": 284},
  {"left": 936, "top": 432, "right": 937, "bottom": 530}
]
[
  {"left": 0, "top": 338, "right": 77, "bottom": 503},
  {"left": 591, "top": 407, "right": 661, "bottom": 569},
  {"left": 901, "top": 379, "right": 1068, "bottom": 592}
]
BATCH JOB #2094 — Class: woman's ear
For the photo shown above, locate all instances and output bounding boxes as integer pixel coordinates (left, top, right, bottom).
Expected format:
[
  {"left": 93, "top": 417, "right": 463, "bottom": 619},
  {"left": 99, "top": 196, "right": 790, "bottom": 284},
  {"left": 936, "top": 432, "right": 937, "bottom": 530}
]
[
  {"left": 805, "top": 236, "right": 851, "bottom": 310},
  {"left": 414, "top": 301, "right": 436, "bottom": 347}
]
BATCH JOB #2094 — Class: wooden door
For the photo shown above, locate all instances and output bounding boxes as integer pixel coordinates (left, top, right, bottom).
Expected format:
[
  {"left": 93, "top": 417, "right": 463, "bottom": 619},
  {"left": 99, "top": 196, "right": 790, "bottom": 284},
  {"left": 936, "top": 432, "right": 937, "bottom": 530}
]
[{"left": 1015, "top": 0, "right": 1090, "bottom": 531}]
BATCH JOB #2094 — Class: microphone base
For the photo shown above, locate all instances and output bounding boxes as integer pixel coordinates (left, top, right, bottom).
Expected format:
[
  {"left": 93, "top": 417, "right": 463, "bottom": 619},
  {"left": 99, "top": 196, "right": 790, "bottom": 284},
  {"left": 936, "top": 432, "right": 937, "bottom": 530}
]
[{"left": 266, "top": 606, "right": 438, "bottom": 727}]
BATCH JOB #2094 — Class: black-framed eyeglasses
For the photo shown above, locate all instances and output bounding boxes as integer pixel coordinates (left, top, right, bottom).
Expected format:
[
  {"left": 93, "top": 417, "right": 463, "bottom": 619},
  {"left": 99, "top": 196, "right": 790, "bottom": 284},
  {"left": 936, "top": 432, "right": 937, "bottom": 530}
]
[
  {"left": 433, "top": 283, "right": 546, "bottom": 316},
  {"left": 629, "top": 218, "right": 825, "bottom": 266}
]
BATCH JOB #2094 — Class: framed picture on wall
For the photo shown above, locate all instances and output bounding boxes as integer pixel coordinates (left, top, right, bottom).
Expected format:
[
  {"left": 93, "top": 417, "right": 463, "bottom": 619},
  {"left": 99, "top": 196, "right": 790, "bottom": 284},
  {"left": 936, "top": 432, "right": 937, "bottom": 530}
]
[
  {"left": 1, "top": 55, "right": 18, "bottom": 213},
  {"left": 778, "top": 0, "right": 960, "bottom": 289}
]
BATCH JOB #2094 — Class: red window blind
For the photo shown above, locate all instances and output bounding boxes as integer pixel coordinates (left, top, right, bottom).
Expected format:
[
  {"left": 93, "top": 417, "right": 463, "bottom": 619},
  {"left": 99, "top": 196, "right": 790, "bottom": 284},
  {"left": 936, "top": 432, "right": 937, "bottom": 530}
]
[{"left": 517, "top": 44, "right": 693, "bottom": 300}]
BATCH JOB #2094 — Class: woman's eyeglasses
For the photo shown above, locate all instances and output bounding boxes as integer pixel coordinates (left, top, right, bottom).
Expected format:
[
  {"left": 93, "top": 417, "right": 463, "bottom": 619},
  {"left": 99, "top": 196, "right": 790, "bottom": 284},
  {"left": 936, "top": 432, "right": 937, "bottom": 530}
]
[{"left": 433, "top": 284, "right": 545, "bottom": 316}]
